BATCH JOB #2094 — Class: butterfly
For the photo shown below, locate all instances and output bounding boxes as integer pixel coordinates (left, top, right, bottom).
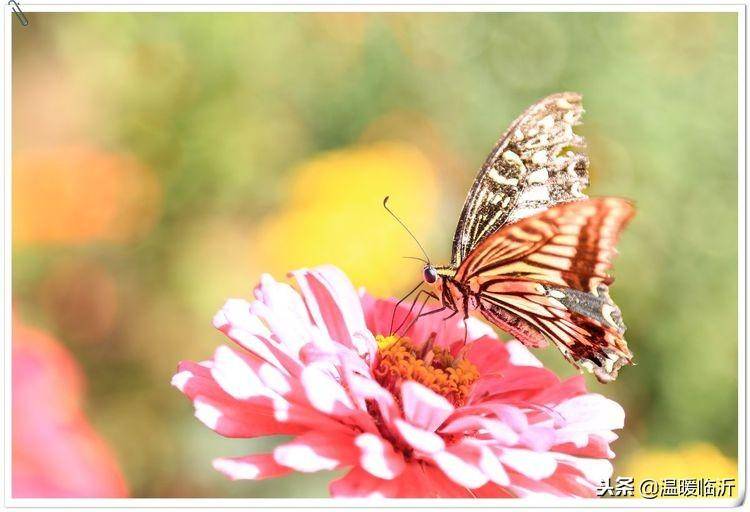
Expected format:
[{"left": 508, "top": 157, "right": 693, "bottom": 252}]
[{"left": 390, "top": 92, "right": 634, "bottom": 383}]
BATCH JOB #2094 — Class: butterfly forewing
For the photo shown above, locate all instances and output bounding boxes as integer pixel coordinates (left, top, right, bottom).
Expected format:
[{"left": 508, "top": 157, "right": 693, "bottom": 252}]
[
  {"left": 451, "top": 92, "right": 590, "bottom": 267},
  {"left": 458, "top": 198, "right": 634, "bottom": 382},
  {"left": 457, "top": 197, "right": 633, "bottom": 292}
]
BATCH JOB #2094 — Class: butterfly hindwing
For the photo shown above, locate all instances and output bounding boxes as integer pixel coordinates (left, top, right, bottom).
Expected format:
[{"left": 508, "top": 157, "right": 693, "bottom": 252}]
[
  {"left": 451, "top": 92, "right": 590, "bottom": 267},
  {"left": 477, "top": 285, "right": 630, "bottom": 382},
  {"left": 459, "top": 198, "right": 634, "bottom": 382}
]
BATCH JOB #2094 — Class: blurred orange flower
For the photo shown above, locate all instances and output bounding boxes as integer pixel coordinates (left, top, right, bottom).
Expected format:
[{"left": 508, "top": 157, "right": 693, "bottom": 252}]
[
  {"left": 12, "top": 318, "right": 128, "bottom": 497},
  {"left": 13, "top": 146, "right": 160, "bottom": 246}
]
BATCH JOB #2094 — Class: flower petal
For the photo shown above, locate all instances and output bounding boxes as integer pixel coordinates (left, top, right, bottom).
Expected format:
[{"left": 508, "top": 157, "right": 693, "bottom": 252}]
[
  {"left": 401, "top": 381, "right": 454, "bottom": 432},
  {"left": 394, "top": 419, "right": 445, "bottom": 454},
  {"left": 440, "top": 415, "right": 519, "bottom": 446},
  {"left": 498, "top": 447, "right": 558, "bottom": 480},
  {"left": 210, "top": 345, "right": 275, "bottom": 400},
  {"left": 291, "top": 265, "right": 367, "bottom": 349},
  {"left": 329, "top": 466, "right": 404, "bottom": 498},
  {"left": 192, "top": 396, "right": 301, "bottom": 438},
  {"left": 213, "top": 300, "right": 282, "bottom": 367},
  {"left": 529, "top": 375, "right": 587, "bottom": 407},
  {"left": 545, "top": 464, "right": 600, "bottom": 497},
  {"left": 464, "top": 316, "right": 498, "bottom": 341},
  {"left": 520, "top": 425, "right": 557, "bottom": 452},
  {"left": 472, "top": 483, "right": 517, "bottom": 498},
  {"left": 172, "top": 360, "right": 221, "bottom": 401},
  {"left": 463, "top": 336, "right": 510, "bottom": 376},
  {"left": 555, "top": 394, "right": 625, "bottom": 432},
  {"left": 504, "top": 339, "right": 544, "bottom": 367},
  {"left": 555, "top": 453, "right": 614, "bottom": 484},
  {"left": 432, "top": 446, "right": 489, "bottom": 489},
  {"left": 254, "top": 273, "right": 314, "bottom": 350},
  {"left": 552, "top": 435, "right": 615, "bottom": 459},
  {"left": 274, "top": 432, "right": 358, "bottom": 472},
  {"left": 476, "top": 444, "right": 511, "bottom": 486},
  {"left": 173, "top": 360, "right": 306, "bottom": 438},
  {"left": 355, "top": 433, "right": 405, "bottom": 480},
  {"left": 213, "top": 453, "right": 293, "bottom": 480},
  {"left": 300, "top": 364, "right": 355, "bottom": 416},
  {"left": 343, "top": 369, "right": 399, "bottom": 424},
  {"left": 420, "top": 465, "right": 477, "bottom": 497},
  {"left": 472, "top": 365, "right": 559, "bottom": 399},
  {"left": 485, "top": 403, "right": 529, "bottom": 433}
]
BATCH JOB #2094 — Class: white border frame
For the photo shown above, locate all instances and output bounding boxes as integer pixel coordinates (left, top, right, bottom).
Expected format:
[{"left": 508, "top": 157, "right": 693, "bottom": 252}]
[{"left": 1, "top": 1, "right": 746, "bottom": 510}]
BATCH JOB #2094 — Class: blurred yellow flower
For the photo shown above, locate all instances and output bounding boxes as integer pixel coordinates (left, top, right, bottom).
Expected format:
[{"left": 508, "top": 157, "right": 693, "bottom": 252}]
[
  {"left": 13, "top": 146, "right": 160, "bottom": 246},
  {"left": 619, "top": 443, "right": 737, "bottom": 498},
  {"left": 252, "top": 142, "right": 439, "bottom": 296}
]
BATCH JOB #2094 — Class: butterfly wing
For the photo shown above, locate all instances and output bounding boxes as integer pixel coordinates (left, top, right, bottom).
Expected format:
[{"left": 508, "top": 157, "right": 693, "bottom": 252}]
[
  {"left": 451, "top": 92, "right": 590, "bottom": 267},
  {"left": 457, "top": 198, "right": 635, "bottom": 382}
]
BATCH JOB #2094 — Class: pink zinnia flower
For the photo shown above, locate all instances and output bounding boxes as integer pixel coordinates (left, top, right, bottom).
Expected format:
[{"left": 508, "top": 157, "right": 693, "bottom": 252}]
[
  {"left": 173, "top": 265, "right": 624, "bottom": 498},
  {"left": 13, "top": 319, "right": 128, "bottom": 498}
]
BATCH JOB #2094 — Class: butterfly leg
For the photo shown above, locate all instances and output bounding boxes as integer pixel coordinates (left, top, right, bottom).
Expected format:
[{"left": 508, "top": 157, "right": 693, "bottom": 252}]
[
  {"left": 462, "top": 293, "right": 470, "bottom": 345},
  {"left": 396, "top": 292, "right": 443, "bottom": 337},
  {"left": 395, "top": 292, "right": 431, "bottom": 338},
  {"left": 393, "top": 289, "right": 437, "bottom": 335},
  {"left": 398, "top": 305, "right": 447, "bottom": 337},
  {"left": 432, "top": 306, "right": 466, "bottom": 345},
  {"left": 389, "top": 281, "right": 423, "bottom": 334},
  {"left": 442, "top": 309, "right": 458, "bottom": 320},
  {"left": 462, "top": 317, "right": 469, "bottom": 345}
]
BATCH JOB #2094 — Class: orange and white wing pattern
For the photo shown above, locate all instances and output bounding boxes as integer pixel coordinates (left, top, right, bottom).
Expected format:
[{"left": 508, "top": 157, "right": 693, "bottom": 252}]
[
  {"left": 457, "top": 197, "right": 633, "bottom": 292},
  {"left": 458, "top": 197, "right": 635, "bottom": 382},
  {"left": 477, "top": 281, "right": 630, "bottom": 383}
]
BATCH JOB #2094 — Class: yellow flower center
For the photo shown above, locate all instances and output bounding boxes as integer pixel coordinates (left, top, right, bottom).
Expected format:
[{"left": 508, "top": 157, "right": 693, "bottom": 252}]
[{"left": 373, "top": 334, "right": 479, "bottom": 408}]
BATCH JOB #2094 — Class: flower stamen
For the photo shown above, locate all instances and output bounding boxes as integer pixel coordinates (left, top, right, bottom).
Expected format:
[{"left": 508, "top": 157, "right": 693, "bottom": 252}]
[{"left": 373, "top": 334, "right": 479, "bottom": 408}]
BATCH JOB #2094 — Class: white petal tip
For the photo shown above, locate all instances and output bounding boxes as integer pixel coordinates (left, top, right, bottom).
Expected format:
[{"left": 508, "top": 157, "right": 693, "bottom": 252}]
[{"left": 171, "top": 370, "right": 192, "bottom": 391}]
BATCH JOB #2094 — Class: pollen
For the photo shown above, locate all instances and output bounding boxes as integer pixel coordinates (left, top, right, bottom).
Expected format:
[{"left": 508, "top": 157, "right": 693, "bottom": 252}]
[{"left": 373, "top": 334, "right": 479, "bottom": 408}]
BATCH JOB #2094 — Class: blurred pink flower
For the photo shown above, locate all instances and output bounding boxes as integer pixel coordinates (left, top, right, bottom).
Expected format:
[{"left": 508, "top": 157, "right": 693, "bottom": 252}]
[
  {"left": 13, "top": 319, "right": 128, "bottom": 498},
  {"left": 173, "top": 265, "right": 623, "bottom": 498}
]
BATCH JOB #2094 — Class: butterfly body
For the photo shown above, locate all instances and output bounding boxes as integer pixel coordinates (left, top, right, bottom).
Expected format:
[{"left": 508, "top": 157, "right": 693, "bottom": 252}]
[
  {"left": 432, "top": 267, "right": 549, "bottom": 348},
  {"left": 421, "top": 92, "right": 634, "bottom": 383}
]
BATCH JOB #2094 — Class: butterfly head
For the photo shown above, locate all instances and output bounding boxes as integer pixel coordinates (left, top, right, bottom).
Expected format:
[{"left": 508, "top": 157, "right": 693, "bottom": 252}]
[
  {"left": 422, "top": 265, "right": 438, "bottom": 284},
  {"left": 422, "top": 265, "right": 455, "bottom": 299}
]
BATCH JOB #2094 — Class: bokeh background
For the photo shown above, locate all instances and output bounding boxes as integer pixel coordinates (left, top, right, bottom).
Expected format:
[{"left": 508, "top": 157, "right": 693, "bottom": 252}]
[{"left": 11, "top": 12, "right": 739, "bottom": 497}]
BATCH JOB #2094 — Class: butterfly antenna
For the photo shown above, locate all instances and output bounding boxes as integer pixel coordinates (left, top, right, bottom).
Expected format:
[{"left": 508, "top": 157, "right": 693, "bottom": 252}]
[
  {"left": 403, "top": 256, "right": 429, "bottom": 264},
  {"left": 383, "top": 196, "right": 431, "bottom": 264}
]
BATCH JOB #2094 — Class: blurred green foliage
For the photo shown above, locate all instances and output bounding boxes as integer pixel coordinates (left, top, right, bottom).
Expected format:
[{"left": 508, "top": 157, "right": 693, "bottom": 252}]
[{"left": 12, "top": 12, "right": 738, "bottom": 497}]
